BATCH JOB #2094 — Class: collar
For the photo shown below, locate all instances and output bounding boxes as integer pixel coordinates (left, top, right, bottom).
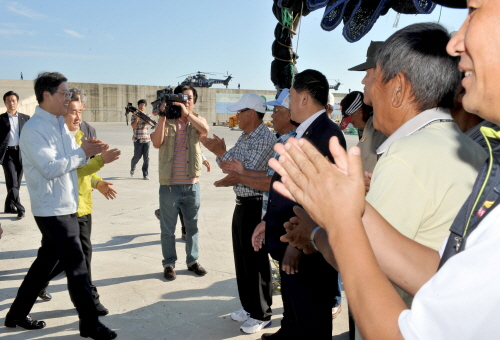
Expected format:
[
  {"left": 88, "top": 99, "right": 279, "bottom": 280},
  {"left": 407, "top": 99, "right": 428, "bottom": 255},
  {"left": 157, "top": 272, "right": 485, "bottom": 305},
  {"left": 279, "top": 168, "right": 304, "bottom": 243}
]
[
  {"left": 277, "top": 129, "right": 297, "bottom": 141},
  {"left": 35, "top": 105, "right": 61, "bottom": 121},
  {"left": 465, "top": 120, "right": 498, "bottom": 138},
  {"left": 295, "top": 109, "right": 325, "bottom": 139},
  {"left": 7, "top": 111, "right": 18, "bottom": 117},
  {"left": 244, "top": 121, "right": 267, "bottom": 139},
  {"left": 376, "top": 107, "right": 453, "bottom": 154}
]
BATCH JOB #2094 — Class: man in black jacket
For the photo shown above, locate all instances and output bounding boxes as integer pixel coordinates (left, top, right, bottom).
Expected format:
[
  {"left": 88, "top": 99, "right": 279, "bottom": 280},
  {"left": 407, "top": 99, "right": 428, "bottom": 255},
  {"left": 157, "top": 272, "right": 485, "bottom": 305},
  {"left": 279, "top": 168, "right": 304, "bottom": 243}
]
[
  {"left": 262, "top": 70, "right": 346, "bottom": 340},
  {"left": 0, "top": 91, "right": 30, "bottom": 219}
]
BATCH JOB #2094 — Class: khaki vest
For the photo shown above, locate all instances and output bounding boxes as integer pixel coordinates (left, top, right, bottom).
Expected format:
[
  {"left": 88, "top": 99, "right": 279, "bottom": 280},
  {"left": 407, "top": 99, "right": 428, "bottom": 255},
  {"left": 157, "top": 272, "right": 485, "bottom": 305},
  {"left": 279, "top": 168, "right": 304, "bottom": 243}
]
[{"left": 159, "top": 118, "right": 202, "bottom": 185}]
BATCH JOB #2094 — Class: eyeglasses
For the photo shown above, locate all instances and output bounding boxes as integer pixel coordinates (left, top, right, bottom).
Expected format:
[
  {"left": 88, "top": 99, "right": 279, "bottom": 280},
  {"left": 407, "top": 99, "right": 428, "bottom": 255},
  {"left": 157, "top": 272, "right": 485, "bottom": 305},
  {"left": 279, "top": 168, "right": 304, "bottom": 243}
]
[
  {"left": 272, "top": 107, "right": 288, "bottom": 114},
  {"left": 236, "top": 108, "right": 251, "bottom": 115},
  {"left": 56, "top": 91, "right": 73, "bottom": 99}
]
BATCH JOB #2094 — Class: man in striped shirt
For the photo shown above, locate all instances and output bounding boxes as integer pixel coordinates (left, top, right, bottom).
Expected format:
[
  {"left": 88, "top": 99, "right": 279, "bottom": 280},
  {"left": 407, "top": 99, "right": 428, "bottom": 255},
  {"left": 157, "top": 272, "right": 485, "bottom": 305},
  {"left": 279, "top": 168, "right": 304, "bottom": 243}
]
[
  {"left": 130, "top": 99, "right": 153, "bottom": 180},
  {"left": 151, "top": 85, "right": 209, "bottom": 281}
]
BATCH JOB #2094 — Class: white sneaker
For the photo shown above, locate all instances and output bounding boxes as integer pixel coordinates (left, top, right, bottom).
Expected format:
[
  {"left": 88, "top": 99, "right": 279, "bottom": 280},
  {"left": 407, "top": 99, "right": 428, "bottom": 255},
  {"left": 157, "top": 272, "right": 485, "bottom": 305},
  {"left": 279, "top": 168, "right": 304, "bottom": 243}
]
[
  {"left": 240, "top": 318, "right": 271, "bottom": 334},
  {"left": 231, "top": 308, "right": 250, "bottom": 322}
]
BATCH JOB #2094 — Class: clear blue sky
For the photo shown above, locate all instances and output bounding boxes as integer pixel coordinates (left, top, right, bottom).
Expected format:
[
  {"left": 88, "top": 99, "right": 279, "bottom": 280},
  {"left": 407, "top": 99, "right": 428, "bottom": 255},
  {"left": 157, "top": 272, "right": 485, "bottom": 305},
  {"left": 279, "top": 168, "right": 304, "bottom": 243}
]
[{"left": 0, "top": 1, "right": 467, "bottom": 93}]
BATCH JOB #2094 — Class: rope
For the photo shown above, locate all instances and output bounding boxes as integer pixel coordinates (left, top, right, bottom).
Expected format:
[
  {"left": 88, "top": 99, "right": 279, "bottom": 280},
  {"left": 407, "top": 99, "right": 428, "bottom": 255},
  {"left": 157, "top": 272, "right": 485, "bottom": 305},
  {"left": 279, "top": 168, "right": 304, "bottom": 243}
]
[
  {"left": 295, "top": 2, "right": 303, "bottom": 56},
  {"left": 278, "top": 21, "right": 297, "bottom": 36},
  {"left": 274, "top": 56, "right": 296, "bottom": 63},
  {"left": 276, "top": 39, "right": 293, "bottom": 49}
]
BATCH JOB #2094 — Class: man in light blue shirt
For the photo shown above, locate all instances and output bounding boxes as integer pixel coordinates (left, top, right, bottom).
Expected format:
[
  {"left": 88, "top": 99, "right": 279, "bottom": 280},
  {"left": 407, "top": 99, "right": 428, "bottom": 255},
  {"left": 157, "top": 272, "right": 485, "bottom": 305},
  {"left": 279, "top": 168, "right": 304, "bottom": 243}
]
[{"left": 4, "top": 72, "right": 117, "bottom": 340}]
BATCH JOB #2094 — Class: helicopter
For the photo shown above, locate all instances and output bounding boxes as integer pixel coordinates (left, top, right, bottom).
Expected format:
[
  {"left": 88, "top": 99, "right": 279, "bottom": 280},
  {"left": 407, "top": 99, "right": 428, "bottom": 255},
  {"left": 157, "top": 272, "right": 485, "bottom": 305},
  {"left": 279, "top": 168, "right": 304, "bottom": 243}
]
[
  {"left": 329, "top": 79, "right": 343, "bottom": 91},
  {"left": 178, "top": 71, "right": 233, "bottom": 88}
]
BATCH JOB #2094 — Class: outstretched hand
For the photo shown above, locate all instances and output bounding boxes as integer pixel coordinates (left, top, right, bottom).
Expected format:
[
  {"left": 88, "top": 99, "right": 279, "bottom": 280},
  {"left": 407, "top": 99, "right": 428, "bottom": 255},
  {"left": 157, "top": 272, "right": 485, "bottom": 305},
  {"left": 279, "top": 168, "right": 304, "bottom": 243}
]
[
  {"left": 200, "top": 134, "right": 226, "bottom": 158},
  {"left": 214, "top": 171, "right": 239, "bottom": 187},
  {"left": 268, "top": 137, "right": 366, "bottom": 237},
  {"left": 96, "top": 180, "right": 117, "bottom": 200},
  {"left": 219, "top": 158, "right": 244, "bottom": 174},
  {"left": 81, "top": 137, "right": 108, "bottom": 158},
  {"left": 281, "top": 206, "right": 319, "bottom": 255},
  {"left": 101, "top": 147, "right": 121, "bottom": 164},
  {"left": 251, "top": 221, "right": 266, "bottom": 252}
]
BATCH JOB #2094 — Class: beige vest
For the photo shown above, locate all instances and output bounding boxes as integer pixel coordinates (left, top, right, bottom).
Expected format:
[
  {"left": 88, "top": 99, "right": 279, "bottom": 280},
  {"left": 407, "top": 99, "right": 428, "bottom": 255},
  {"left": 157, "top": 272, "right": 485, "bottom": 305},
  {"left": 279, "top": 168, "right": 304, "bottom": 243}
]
[{"left": 158, "top": 118, "right": 202, "bottom": 185}]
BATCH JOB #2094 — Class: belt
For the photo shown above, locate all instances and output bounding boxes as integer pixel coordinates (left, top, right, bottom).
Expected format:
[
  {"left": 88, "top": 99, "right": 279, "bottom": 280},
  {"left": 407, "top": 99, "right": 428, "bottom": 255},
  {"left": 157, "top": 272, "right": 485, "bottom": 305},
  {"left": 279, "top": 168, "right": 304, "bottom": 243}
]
[
  {"left": 7, "top": 146, "right": 19, "bottom": 150},
  {"left": 235, "top": 196, "right": 263, "bottom": 205}
]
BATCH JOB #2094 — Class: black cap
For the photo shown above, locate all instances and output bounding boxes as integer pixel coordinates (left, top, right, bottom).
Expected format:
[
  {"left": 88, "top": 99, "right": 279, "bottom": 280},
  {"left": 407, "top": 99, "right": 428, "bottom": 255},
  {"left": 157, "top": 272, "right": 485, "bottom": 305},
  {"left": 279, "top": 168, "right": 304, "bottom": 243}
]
[
  {"left": 348, "top": 41, "right": 384, "bottom": 71},
  {"left": 431, "top": 0, "right": 466, "bottom": 8}
]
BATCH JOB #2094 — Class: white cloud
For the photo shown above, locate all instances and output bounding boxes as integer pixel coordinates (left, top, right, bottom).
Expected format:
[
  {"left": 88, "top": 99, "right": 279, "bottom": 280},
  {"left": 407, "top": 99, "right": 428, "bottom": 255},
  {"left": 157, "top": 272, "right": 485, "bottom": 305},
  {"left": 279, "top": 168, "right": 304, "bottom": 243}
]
[
  {"left": 63, "top": 29, "right": 85, "bottom": 39},
  {"left": 0, "top": 23, "right": 37, "bottom": 37},
  {"left": 6, "top": 2, "right": 45, "bottom": 20},
  {"left": 0, "top": 49, "right": 109, "bottom": 60},
  {"left": 0, "top": 28, "right": 36, "bottom": 36}
]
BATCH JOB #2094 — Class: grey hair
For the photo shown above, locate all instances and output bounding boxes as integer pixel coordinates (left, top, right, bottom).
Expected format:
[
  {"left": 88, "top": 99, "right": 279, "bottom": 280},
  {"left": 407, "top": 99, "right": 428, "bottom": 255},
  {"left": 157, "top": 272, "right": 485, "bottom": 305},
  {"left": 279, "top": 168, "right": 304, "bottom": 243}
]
[
  {"left": 374, "top": 22, "right": 460, "bottom": 110},
  {"left": 69, "top": 87, "right": 87, "bottom": 105}
]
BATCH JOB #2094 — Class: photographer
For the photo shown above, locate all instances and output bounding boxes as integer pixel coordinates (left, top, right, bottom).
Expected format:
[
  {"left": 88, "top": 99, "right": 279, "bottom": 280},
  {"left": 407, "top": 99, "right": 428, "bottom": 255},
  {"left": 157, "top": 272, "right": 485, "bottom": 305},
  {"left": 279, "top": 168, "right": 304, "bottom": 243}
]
[
  {"left": 150, "top": 84, "right": 209, "bottom": 281},
  {"left": 130, "top": 99, "right": 152, "bottom": 180}
]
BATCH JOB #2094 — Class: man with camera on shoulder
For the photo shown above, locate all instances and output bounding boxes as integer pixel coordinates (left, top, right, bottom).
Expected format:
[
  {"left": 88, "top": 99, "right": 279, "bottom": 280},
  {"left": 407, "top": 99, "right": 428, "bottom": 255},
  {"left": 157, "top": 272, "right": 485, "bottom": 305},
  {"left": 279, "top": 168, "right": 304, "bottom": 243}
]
[
  {"left": 150, "top": 85, "right": 209, "bottom": 281},
  {"left": 130, "top": 99, "right": 152, "bottom": 180}
]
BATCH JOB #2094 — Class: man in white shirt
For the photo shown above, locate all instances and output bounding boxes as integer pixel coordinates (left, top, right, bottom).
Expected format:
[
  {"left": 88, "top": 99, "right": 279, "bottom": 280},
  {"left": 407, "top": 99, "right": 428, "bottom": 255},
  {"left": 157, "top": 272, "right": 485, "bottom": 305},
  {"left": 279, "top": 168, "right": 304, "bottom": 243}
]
[{"left": 4, "top": 72, "right": 117, "bottom": 340}]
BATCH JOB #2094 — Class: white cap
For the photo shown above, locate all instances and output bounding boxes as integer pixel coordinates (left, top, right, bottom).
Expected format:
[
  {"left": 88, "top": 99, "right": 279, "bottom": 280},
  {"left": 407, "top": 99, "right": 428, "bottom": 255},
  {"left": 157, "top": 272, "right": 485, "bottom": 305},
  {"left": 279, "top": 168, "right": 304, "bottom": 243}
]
[
  {"left": 264, "top": 89, "right": 290, "bottom": 109},
  {"left": 327, "top": 93, "right": 335, "bottom": 106},
  {"left": 227, "top": 93, "right": 267, "bottom": 113}
]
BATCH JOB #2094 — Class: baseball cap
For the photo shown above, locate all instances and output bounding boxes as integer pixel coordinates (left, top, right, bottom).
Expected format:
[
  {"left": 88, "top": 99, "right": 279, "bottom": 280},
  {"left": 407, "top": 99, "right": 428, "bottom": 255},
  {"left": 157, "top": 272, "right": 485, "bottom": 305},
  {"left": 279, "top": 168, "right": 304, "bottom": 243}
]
[
  {"left": 227, "top": 93, "right": 266, "bottom": 113},
  {"left": 264, "top": 89, "right": 290, "bottom": 109},
  {"left": 431, "top": 0, "right": 466, "bottom": 8},
  {"left": 348, "top": 41, "right": 384, "bottom": 71},
  {"left": 339, "top": 91, "right": 364, "bottom": 130}
]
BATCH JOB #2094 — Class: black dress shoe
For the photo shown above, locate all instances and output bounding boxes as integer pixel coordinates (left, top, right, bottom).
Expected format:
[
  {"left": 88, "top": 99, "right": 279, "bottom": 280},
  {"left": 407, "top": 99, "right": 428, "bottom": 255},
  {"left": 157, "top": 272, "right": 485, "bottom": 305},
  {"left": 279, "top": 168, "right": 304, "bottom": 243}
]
[
  {"left": 4, "top": 208, "right": 17, "bottom": 214},
  {"left": 17, "top": 211, "right": 25, "bottom": 219},
  {"left": 164, "top": 266, "right": 176, "bottom": 281},
  {"left": 38, "top": 289, "right": 52, "bottom": 301},
  {"left": 188, "top": 262, "right": 207, "bottom": 276},
  {"left": 80, "top": 320, "right": 117, "bottom": 339},
  {"left": 4, "top": 313, "right": 46, "bottom": 330},
  {"left": 95, "top": 303, "right": 109, "bottom": 316}
]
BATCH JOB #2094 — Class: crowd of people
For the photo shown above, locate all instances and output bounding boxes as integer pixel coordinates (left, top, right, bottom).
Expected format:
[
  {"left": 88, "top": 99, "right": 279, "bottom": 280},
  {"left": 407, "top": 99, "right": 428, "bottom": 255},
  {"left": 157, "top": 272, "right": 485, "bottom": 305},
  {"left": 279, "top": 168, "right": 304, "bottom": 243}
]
[{"left": 3, "top": 0, "right": 500, "bottom": 338}]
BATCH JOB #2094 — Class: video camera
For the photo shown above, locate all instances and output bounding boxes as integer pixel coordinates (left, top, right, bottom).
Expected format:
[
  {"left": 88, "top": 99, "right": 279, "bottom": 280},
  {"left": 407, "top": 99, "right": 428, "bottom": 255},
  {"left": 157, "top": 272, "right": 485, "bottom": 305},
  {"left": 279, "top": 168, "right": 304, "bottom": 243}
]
[
  {"left": 151, "top": 87, "right": 188, "bottom": 119},
  {"left": 125, "top": 103, "right": 157, "bottom": 127}
]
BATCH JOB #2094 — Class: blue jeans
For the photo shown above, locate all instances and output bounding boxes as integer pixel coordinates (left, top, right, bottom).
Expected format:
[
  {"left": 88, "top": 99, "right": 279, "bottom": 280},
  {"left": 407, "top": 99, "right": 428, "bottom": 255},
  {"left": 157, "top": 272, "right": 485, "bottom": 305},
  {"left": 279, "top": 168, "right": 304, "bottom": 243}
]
[
  {"left": 335, "top": 275, "right": 343, "bottom": 307},
  {"left": 159, "top": 183, "right": 200, "bottom": 268},
  {"left": 131, "top": 141, "right": 150, "bottom": 177}
]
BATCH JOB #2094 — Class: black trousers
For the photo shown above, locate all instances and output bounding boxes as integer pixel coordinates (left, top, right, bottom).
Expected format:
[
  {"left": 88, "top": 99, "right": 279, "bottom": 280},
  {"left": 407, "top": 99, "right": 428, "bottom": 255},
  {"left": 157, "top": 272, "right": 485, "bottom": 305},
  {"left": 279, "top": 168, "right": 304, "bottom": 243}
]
[
  {"left": 232, "top": 199, "right": 272, "bottom": 321},
  {"left": 9, "top": 214, "right": 98, "bottom": 323},
  {"left": 43, "top": 214, "right": 101, "bottom": 303},
  {"left": 2, "top": 148, "right": 24, "bottom": 213},
  {"left": 279, "top": 252, "right": 339, "bottom": 340}
]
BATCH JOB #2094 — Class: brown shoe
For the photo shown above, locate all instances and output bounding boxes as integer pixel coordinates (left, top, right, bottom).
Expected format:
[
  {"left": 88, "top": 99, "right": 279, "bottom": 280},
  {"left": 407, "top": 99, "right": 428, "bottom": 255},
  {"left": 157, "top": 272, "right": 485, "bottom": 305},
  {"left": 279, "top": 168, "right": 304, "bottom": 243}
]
[
  {"left": 163, "top": 266, "right": 176, "bottom": 281},
  {"left": 188, "top": 263, "right": 207, "bottom": 276}
]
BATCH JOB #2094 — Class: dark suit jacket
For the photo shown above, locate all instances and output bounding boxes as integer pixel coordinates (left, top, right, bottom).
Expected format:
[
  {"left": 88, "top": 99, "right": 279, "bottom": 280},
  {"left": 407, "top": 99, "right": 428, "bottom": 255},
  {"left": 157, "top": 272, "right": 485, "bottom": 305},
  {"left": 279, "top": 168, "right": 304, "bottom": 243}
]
[
  {"left": 0, "top": 112, "right": 30, "bottom": 164},
  {"left": 265, "top": 112, "right": 346, "bottom": 260}
]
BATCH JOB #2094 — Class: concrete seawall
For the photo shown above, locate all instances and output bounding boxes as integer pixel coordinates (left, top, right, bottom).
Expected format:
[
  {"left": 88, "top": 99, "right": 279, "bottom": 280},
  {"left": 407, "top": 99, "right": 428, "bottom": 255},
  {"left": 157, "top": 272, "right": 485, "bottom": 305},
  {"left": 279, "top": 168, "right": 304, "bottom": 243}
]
[{"left": 0, "top": 79, "right": 346, "bottom": 123}]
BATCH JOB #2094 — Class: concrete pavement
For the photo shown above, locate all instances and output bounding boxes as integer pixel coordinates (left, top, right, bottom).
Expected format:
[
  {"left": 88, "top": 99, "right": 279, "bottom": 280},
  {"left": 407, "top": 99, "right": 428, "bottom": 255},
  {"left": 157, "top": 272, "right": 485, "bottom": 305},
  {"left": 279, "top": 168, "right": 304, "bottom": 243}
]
[{"left": 0, "top": 123, "right": 358, "bottom": 340}]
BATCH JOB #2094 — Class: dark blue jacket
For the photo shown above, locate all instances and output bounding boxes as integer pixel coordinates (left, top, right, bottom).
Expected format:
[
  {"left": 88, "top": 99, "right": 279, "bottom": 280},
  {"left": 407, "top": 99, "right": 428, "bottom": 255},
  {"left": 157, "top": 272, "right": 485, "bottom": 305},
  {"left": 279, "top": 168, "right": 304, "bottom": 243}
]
[
  {"left": 265, "top": 112, "right": 346, "bottom": 260},
  {"left": 0, "top": 112, "right": 30, "bottom": 164}
]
